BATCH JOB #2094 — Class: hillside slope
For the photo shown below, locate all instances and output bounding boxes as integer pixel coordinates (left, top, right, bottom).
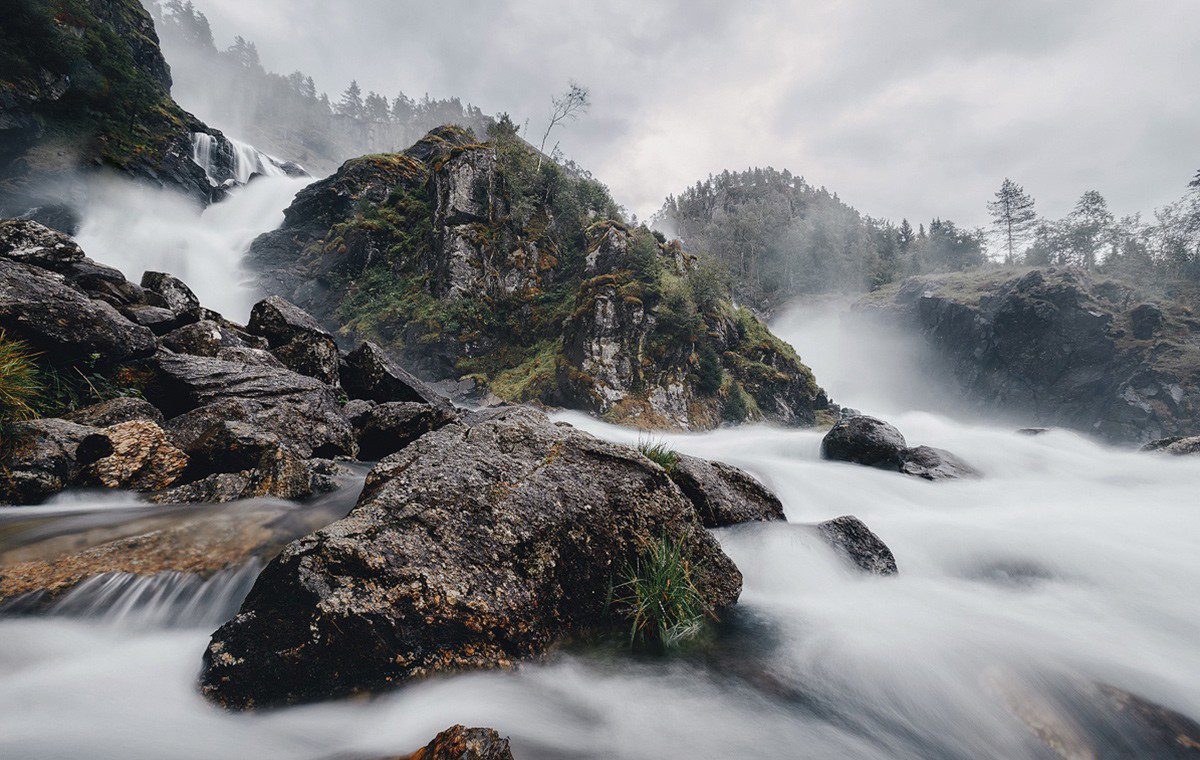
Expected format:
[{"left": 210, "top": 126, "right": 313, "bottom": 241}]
[{"left": 250, "top": 126, "right": 832, "bottom": 430}]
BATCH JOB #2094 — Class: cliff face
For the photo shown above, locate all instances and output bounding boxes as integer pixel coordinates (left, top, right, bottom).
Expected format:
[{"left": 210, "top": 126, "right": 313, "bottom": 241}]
[
  {"left": 249, "top": 126, "right": 831, "bottom": 430},
  {"left": 0, "top": 0, "right": 229, "bottom": 219},
  {"left": 862, "top": 268, "right": 1200, "bottom": 442}
]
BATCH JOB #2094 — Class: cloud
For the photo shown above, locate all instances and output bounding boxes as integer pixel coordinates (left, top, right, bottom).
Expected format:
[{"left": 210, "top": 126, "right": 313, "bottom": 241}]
[{"left": 187, "top": 0, "right": 1200, "bottom": 228}]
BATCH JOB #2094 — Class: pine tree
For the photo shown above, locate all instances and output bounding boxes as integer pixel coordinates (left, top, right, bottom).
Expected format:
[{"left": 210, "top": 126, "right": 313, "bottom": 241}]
[
  {"left": 337, "top": 80, "right": 364, "bottom": 119},
  {"left": 987, "top": 178, "right": 1038, "bottom": 264}
]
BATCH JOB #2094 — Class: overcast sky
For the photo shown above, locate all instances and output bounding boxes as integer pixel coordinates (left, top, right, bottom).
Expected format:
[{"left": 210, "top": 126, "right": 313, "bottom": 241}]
[{"left": 188, "top": 0, "right": 1200, "bottom": 229}]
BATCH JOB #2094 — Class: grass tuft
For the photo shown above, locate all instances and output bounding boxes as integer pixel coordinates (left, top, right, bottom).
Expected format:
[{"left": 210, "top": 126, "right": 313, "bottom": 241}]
[
  {"left": 636, "top": 438, "right": 679, "bottom": 472},
  {"left": 0, "top": 331, "right": 41, "bottom": 424},
  {"left": 610, "top": 534, "right": 711, "bottom": 651}
]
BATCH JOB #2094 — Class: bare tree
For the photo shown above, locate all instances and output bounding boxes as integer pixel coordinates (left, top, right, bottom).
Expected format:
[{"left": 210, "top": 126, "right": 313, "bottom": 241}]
[{"left": 537, "top": 81, "right": 589, "bottom": 171}]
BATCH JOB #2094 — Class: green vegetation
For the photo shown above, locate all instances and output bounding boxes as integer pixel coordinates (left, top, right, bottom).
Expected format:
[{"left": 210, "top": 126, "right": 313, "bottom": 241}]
[
  {"left": 636, "top": 438, "right": 679, "bottom": 472},
  {"left": 1, "top": 0, "right": 191, "bottom": 168},
  {"left": 0, "top": 332, "right": 42, "bottom": 429},
  {"left": 34, "top": 357, "right": 143, "bottom": 418},
  {"left": 610, "top": 534, "right": 711, "bottom": 651}
]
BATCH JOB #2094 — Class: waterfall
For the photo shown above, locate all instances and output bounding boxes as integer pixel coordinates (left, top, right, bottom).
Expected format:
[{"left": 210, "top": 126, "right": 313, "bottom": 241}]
[{"left": 190, "top": 131, "right": 300, "bottom": 188}]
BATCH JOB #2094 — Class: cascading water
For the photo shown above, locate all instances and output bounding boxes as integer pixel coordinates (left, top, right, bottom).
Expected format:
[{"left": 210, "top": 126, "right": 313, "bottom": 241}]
[
  {"left": 1, "top": 294, "right": 1198, "bottom": 758},
  {"left": 191, "top": 131, "right": 296, "bottom": 187}
]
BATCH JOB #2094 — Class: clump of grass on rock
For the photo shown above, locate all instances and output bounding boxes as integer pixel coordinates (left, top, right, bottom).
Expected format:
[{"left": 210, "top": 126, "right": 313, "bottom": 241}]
[
  {"left": 636, "top": 438, "right": 680, "bottom": 472},
  {"left": 611, "top": 534, "right": 712, "bottom": 651}
]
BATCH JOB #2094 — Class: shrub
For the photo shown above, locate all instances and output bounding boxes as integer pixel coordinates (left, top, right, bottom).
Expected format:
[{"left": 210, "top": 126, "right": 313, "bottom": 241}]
[
  {"left": 722, "top": 384, "right": 750, "bottom": 423},
  {"left": 695, "top": 343, "right": 723, "bottom": 395},
  {"left": 0, "top": 331, "right": 41, "bottom": 425},
  {"left": 610, "top": 534, "right": 711, "bottom": 650},
  {"left": 636, "top": 438, "right": 679, "bottom": 472}
]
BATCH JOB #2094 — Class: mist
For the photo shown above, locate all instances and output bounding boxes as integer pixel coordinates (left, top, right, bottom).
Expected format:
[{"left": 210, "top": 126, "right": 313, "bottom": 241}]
[{"left": 167, "top": 0, "right": 1200, "bottom": 226}]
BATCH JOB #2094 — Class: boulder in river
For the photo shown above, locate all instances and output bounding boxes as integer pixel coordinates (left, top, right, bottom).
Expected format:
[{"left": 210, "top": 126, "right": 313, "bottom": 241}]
[
  {"left": 899, "top": 445, "right": 981, "bottom": 481},
  {"left": 667, "top": 454, "right": 785, "bottom": 528},
  {"left": 816, "top": 515, "right": 898, "bottom": 576},
  {"left": 395, "top": 726, "right": 515, "bottom": 760},
  {"left": 820, "top": 415, "right": 907, "bottom": 470},
  {"left": 1140, "top": 435, "right": 1200, "bottom": 456},
  {"left": 199, "top": 407, "right": 741, "bottom": 709},
  {"left": 74, "top": 420, "right": 189, "bottom": 492}
]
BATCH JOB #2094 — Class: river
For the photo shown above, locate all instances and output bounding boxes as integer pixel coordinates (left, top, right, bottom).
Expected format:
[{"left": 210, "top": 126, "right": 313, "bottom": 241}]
[{"left": 1, "top": 178, "right": 1197, "bottom": 759}]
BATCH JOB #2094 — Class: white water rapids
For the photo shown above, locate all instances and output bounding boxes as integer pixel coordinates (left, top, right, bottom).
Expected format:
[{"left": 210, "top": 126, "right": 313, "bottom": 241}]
[{"left": 2, "top": 185, "right": 1200, "bottom": 758}]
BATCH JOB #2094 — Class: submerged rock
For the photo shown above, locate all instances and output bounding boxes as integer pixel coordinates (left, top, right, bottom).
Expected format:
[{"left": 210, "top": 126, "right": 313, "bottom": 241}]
[
  {"left": 199, "top": 407, "right": 740, "bottom": 709},
  {"left": 816, "top": 515, "right": 898, "bottom": 576},
  {"left": 396, "top": 726, "right": 515, "bottom": 760},
  {"left": 821, "top": 415, "right": 907, "bottom": 470},
  {"left": 1141, "top": 435, "right": 1200, "bottom": 456},
  {"left": 668, "top": 454, "right": 785, "bottom": 528},
  {"left": 899, "top": 445, "right": 981, "bottom": 481}
]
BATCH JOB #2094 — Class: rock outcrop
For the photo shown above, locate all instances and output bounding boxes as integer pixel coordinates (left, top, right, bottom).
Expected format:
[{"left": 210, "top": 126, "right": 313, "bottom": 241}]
[
  {"left": 0, "top": 0, "right": 230, "bottom": 216},
  {"left": 199, "top": 407, "right": 741, "bottom": 708},
  {"left": 396, "top": 726, "right": 515, "bottom": 760},
  {"left": 859, "top": 268, "right": 1200, "bottom": 443},
  {"left": 247, "top": 127, "right": 830, "bottom": 431},
  {"left": 1140, "top": 435, "right": 1200, "bottom": 456}
]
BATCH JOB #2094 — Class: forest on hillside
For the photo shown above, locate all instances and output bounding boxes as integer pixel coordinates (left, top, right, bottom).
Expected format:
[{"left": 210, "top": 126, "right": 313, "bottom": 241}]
[
  {"left": 149, "top": 0, "right": 493, "bottom": 173},
  {"left": 657, "top": 167, "right": 1200, "bottom": 309}
]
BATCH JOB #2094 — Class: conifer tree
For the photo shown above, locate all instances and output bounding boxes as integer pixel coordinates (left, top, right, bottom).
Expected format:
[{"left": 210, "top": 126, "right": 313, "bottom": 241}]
[{"left": 987, "top": 178, "right": 1038, "bottom": 263}]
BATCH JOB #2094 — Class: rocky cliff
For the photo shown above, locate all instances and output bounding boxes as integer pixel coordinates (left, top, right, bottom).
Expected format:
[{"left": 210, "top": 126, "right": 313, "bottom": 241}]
[
  {"left": 860, "top": 267, "right": 1200, "bottom": 442},
  {"left": 249, "top": 126, "right": 831, "bottom": 430},
  {"left": 0, "top": 0, "right": 243, "bottom": 223}
]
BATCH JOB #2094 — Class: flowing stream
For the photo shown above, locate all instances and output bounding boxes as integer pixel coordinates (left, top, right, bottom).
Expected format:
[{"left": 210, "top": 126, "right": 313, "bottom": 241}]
[{"left": 2, "top": 185, "right": 1199, "bottom": 758}]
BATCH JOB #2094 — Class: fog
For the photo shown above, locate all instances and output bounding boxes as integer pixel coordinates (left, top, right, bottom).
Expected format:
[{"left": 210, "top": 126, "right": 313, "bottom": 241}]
[{"left": 169, "top": 0, "right": 1200, "bottom": 225}]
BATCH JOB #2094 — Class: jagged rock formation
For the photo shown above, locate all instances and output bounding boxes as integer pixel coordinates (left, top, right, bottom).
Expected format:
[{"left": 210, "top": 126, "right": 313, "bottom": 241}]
[
  {"left": 860, "top": 268, "right": 1200, "bottom": 443},
  {"left": 199, "top": 406, "right": 743, "bottom": 708},
  {"left": 249, "top": 126, "right": 831, "bottom": 430}
]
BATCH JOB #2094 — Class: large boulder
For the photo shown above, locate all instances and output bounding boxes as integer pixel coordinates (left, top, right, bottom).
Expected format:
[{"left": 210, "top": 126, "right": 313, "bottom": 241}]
[
  {"left": 74, "top": 420, "right": 189, "bottom": 492},
  {"left": 144, "top": 352, "right": 356, "bottom": 458},
  {"left": 140, "top": 271, "right": 201, "bottom": 314},
  {"left": 0, "top": 257, "right": 156, "bottom": 363},
  {"left": 667, "top": 454, "right": 785, "bottom": 528},
  {"left": 821, "top": 415, "right": 907, "bottom": 470},
  {"left": 341, "top": 341, "right": 450, "bottom": 408},
  {"left": 248, "top": 296, "right": 341, "bottom": 386},
  {"left": 816, "top": 515, "right": 898, "bottom": 576},
  {"left": 0, "top": 418, "right": 95, "bottom": 505},
  {"left": 161, "top": 320, "right": 253, "bottom": 357},
  {"left": 199, "top": 408, "right": 741, "bottom": 709}
]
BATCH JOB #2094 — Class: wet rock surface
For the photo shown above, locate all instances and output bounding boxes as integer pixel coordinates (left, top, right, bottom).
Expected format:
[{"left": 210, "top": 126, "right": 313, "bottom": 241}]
[
  {"left": 668, "top": 454, "right": 785, "bottom": 528},
  {"left": 0, "top": 419, "right": 97, "bottom": 505},
  {"left": 248, "top": 296, "right": 342, "bottom": 386},
  {"left": 394, "top": 726, "right": 515, "bottom": 760},
  {"left": 816, "top": 515, "right": 898, "bottom": 576},
  {"left": 342, "top": 341, "right": 450, "bottom": 408},
  {"left": 74, "top": 420, "right": 189, "bottom": 492},
  {"left": 821, "top": 415, "right": 908, "bottom": 470},
  {"left": 65, "top": 398, "right": 164, "bottom": 428},
  {"left": 1141, "top": 435, "right": 1200, "bottom": 456},
  {"left": 899, "top": 445, "right": 982, "bottom": 481},
  {"left": 199, "top": 407, "right": 741, "bottom": 709},
  {"left": 348, "top": 401, "right": 459, "bottom": 461}
]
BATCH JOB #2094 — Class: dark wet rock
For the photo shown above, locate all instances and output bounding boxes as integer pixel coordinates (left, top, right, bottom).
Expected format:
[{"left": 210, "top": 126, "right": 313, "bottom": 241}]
[
  {"left": 341, "top": 341, "right": 450, "bottom": 408},
  {"left": 668, "top": 454, "right": 785, "bottom": 528},
  {"left": 65, "top": 397, "right": 164, "bottom": 428},
  {"left": 1130, "top": 303, "right": 1163, "bottom": 340},
  {"left": 1017, "top": 427, "right": 1051, "bottom": 436},
  {"left": 248, "top": 296, "right": 341, "bottom": 386},
  {"left": 214, "top": 346, "right": 284, "bottom": 369},
  {"left": 349, "top": 401, "right": 458, "bottom": 460},
  {"left": 0, "top": 257, "right": 156, "bottom": 363},
  {"left": 816, "top": 515, "right": 898, "bottom": 576},
  {"left": 395, "top": 726, "right": 515, "bottom": 760},
  {"left": 820, "top": 415, "right": 907, "bottom": 470},
  {"left": 199, "top": 407, "right": 740, "bottom": 709},
  {"left": 144, "top": 352, "right": 355, "bottom": 458},
  {"left": 0, "top": 419, "right": 96, "bottom": 505},
  {"left": 120, "top": 304, "right": 185, "bottom": 335},
  {"left": 161, "top": 320, "right": 251, "bottom": 356},
  {"left": 862, "top": 268, "right": 1200, "bottom": 443},
  {"left": 74, "top": 420, "right": 188, "bottom": 492},
  {"left": 899, "top": 445, "right": 981, "bottom": 481},
  {"left": 151, "top": 453, "right": 325, "bottom": 504},
  {"left": 141, "top": 271, "right": 201, "bottom": 314},
  {"left": 1140, "top": 435, "right": 1200, "bottom": 456}
]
